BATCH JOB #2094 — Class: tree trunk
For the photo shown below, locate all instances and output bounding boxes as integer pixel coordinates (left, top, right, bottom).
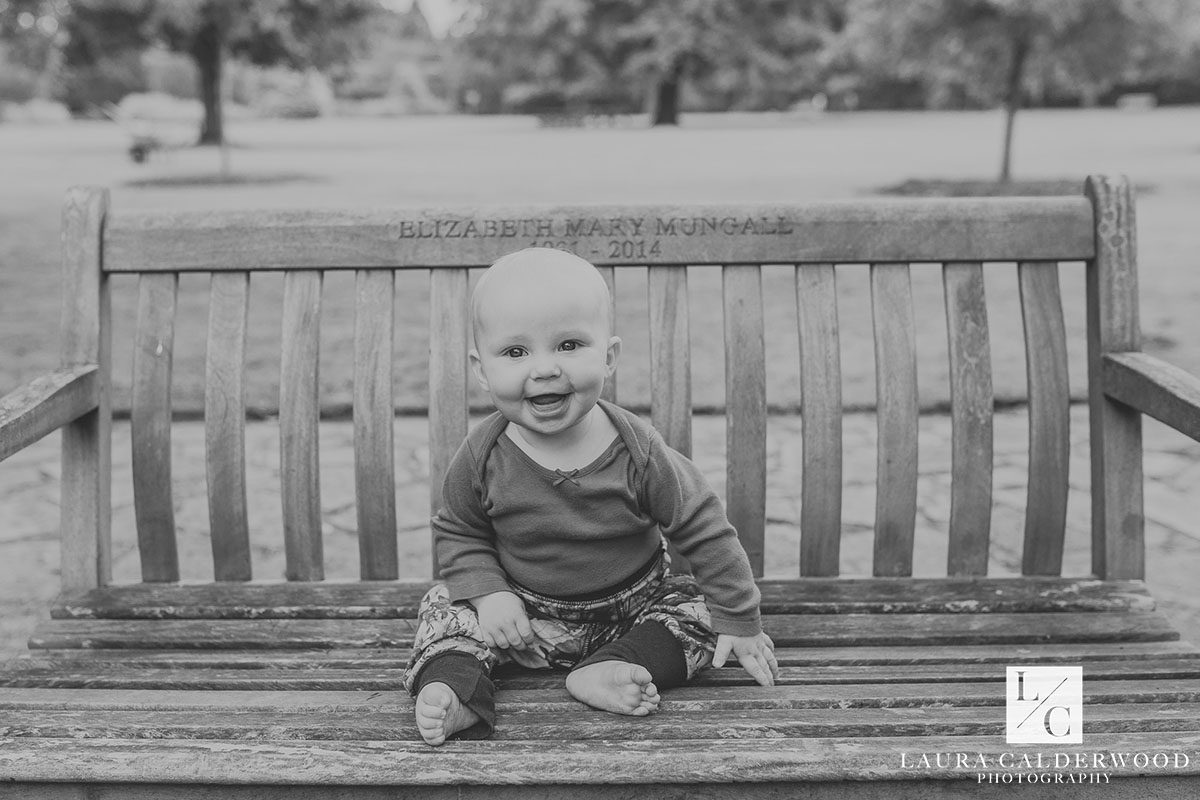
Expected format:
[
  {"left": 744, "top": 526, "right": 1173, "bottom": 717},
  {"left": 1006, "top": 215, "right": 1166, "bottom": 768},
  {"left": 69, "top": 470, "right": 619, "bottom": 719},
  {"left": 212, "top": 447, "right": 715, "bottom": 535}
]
[
  {"left": 650, "top": 59, "right": 684, "bottom": 126},
  {"left": 999, "top": 34, "right": 1030, "bottom": 184},
  {"left": 192, "top": 21, "right": 224, "bottom": 146}
]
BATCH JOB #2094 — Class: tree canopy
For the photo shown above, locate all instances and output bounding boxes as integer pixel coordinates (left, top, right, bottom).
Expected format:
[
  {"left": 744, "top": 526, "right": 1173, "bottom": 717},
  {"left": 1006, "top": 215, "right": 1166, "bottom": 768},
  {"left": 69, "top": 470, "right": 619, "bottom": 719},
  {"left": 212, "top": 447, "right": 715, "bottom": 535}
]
[
  {"left": 64, "top": 0, "right": 383, "bottom": 143},
  {"left": 448, "top": 0, "right": 844, "bottom": 122},
  {"left": 829, "top": 0, "right": 1168, "bottom": 179}
]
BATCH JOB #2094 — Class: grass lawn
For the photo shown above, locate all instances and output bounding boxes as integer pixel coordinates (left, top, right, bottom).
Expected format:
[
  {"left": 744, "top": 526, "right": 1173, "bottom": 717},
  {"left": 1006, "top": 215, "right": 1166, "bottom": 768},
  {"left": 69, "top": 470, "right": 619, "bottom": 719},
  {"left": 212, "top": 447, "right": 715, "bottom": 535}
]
[{"left": 3, "top": 107, "right": 1200, "bottom": 414}]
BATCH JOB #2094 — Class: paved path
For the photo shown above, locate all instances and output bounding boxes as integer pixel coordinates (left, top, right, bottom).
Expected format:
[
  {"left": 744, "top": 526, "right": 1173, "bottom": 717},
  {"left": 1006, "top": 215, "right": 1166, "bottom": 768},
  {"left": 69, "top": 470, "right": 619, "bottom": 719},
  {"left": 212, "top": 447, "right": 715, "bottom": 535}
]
[{"left": 2, "top": 408, "right": 1198, "bottom": 662}]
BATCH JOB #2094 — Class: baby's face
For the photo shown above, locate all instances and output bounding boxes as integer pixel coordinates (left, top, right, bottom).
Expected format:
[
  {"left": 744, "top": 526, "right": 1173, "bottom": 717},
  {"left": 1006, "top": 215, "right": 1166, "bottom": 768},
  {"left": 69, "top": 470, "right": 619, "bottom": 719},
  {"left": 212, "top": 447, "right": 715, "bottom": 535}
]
[{"left": 470, "top": 251, "right": 619, "bottom": 441}]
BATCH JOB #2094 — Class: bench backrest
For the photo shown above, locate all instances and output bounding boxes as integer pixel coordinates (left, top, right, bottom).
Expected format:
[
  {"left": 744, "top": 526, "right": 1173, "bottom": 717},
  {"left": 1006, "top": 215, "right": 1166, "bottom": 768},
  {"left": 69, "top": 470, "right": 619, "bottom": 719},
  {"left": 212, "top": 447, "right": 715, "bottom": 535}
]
[{"left": 56, "top": 175, "right": 1141, "bottom": 593}]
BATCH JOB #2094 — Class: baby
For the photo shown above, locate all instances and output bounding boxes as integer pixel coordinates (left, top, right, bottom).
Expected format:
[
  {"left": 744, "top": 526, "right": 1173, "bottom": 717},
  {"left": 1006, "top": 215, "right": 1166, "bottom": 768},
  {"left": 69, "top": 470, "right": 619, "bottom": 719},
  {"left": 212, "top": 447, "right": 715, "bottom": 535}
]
[{"left": 404, "top": 247, "right": 777, "bottom": 745}]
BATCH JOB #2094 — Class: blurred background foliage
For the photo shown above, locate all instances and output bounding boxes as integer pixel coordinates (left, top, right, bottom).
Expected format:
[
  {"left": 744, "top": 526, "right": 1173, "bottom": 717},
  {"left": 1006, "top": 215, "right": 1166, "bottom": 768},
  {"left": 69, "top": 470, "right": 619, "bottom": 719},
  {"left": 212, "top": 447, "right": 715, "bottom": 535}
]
[{"left": 1, "top": 0, "right": 1198, "bottom": 137}]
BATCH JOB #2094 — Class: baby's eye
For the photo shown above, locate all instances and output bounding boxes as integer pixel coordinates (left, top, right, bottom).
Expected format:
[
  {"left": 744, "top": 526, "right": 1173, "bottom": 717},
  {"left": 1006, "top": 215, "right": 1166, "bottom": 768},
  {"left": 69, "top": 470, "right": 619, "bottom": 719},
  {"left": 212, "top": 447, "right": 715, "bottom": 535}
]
[
  {"left": 502, "top": 346, "right": 527, "bottom": 358},
  {"left": 559, "top": 340, "right": 580, "bottom": 352}
]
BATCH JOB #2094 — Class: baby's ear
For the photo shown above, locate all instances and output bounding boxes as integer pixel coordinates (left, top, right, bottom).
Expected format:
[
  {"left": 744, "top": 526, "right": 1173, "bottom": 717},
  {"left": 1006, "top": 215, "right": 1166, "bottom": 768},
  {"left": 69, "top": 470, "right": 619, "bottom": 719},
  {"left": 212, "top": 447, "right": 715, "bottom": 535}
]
[
  {"left": 468, "top": 349, "right": 490, "bottom": 391},
  {"left": 606, "top": 336, "right": 622, "bottom": 374}
]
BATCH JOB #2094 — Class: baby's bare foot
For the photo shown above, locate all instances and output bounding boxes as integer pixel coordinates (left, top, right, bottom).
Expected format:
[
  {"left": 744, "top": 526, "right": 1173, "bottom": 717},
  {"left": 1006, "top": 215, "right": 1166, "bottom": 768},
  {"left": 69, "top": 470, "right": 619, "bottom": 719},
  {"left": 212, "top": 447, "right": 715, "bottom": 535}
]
[
  {"left": 415, "top": 681, "right": 481, "bottom": 746},
  {"left": 565, "top": 661, "right": 660, "bottom": 716}
]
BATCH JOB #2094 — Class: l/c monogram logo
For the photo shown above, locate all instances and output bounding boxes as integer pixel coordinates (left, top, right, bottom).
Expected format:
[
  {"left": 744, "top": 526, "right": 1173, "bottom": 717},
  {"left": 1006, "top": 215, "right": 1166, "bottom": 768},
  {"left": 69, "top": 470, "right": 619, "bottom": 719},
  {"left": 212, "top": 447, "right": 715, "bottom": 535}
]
[{"left": 1005, "top": 666, "right": 1083, "bottom": 744}]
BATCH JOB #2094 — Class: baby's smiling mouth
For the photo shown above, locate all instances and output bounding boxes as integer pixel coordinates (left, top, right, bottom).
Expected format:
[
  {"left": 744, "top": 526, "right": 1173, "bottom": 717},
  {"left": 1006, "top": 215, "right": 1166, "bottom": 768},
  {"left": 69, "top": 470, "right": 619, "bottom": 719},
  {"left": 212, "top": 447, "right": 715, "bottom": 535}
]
[
  {"left": 528, "top": 393, "right": 568, "bottom": 406},
  {"left": 526, "top": 393, "right": 569, "bottom": 414}
]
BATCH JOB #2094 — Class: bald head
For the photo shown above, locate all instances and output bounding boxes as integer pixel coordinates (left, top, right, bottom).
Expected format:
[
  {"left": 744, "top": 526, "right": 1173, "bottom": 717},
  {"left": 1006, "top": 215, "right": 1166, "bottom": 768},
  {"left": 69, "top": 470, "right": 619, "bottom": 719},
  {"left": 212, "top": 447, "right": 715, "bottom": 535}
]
[{"left": 471, "top": 248, "right": 613, "bottom": 345}]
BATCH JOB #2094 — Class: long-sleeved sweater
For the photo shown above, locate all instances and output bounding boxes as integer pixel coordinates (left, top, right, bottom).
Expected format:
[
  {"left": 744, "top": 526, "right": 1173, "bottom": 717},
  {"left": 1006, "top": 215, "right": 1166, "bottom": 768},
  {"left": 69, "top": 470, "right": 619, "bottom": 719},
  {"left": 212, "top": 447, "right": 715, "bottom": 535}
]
[{"left": 432, "top": 400, "right": 762, "bottom": 637}]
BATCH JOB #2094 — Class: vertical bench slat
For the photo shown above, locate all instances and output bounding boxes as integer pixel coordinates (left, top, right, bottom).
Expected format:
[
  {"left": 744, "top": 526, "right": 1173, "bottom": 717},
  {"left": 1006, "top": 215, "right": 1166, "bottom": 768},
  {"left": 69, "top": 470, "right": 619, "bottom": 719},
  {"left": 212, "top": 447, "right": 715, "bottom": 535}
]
[
  {"left": 205, "top": 272, "right": 251, "bottom": 581},
  {"left": 1085, "top": 175, "right": 1144, "bottom": 580},
  {"left": 723, "top": 264, "right": 766, "bottom": 576},
  {"left": 870, "top": 263, "right": 918, "bottom": 577},
  {"left": 131, "top": 273, "right": 179, "bottom": 582},
  {"left": 1018, "top": 261, "right": 1070, "bottom": 575},
  {"left": 353, "top": 269, "right": 398, "bottom": 580},
  {"left": 279, "top": 271, "right": 324, "bottom": 581},
  {"left": 428, "top": 268, "right": 470, "bottom": 579},
  {"left": 796, "top": 264, "right": 842, "bottom": 577},
  {"left": 648, "top": 266, "right": 692, "bottom": 456},
  {"left": 60, "top": 187, "right": 112, "bottom": 592},
  {"left": 598, "top": 266, "right": 617, "bottom": 404},
  {"left": 942, "top": 262, "right": 993, "bottom": 576}
]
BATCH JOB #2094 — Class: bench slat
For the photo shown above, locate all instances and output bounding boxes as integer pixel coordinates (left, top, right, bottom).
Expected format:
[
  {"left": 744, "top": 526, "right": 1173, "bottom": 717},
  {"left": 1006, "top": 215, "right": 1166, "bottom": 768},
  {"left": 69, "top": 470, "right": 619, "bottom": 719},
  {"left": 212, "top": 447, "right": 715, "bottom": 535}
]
[
  {"left": 648, "top": 266, "right": 692, "bottom": 456},
  {"left": 0, "top": 732, "right": 1196, "bottom": 787},
  {"left": 26, "top": 611, "right": 1179, "bottom": 651},
  {"left": 943, "top": 262, "right": 993, "bottom": 575},
  {"left": 205, "top": 272, "right": 251, "bottom": 581},
  {"left": 1019, "top": 261, "right": 1071, "bottom": 575},
  {"left": 597, "top": 266, "right": 617, "bottom": 402},
  {"left": 723, "top": 265, "right": 767, "bottom": 575},
  {"left": 279, "top": 271, "right": 324, "bottom": 581},
  {"left": 796, "top": 264, "right": 842, "bottom": 576},
  {"left": 49, "top": 577, "right": 1158, "bottom": 619},
  {"left": 8, "top": 681, "right": 1200, "bottom": 714},
  {"left": 4, "top": 701, "right": 1198, "bottom": 742},
  {"left": 131, "top": 273, "right": 179, "bottom": 583},
  {"left": 427, "top": 267, "right": 470, "bottom": 578},
  {"left": 100, "top": 197, "right": 1097, "bottom": 272},
  {"left": 9, "top": 658, "right": 1200, "bottom": 692},
  {"left": 16, "top": 640, "right": 1198, "bottom": 671},
  {"left": 870, "top": 263, "right": 918, "bottom": 576},
  {"left": 353, "top": 270, "right": 398, "bottom": 579}
]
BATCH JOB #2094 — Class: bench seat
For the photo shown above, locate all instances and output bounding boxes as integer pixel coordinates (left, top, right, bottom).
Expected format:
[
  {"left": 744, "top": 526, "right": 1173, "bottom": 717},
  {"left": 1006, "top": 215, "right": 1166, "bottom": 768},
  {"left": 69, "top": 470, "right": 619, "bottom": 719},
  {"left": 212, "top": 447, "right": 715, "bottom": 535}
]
[{"left": 3, "top": 579, "right": 1200, "bottom": 796}]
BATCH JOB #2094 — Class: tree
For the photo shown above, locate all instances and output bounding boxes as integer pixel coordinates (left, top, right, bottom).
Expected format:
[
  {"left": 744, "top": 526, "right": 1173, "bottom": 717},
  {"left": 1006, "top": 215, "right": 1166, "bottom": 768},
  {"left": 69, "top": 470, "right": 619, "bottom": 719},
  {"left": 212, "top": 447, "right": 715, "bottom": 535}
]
[
  {"left": 65, "top": 0, "right": 382, "bottom": 144},
  {"left": 447, "top": 0, "right": 841, "bottom": 124},
  {"left": 835, "top": 0, "right": 1164, "bottom": 181}
]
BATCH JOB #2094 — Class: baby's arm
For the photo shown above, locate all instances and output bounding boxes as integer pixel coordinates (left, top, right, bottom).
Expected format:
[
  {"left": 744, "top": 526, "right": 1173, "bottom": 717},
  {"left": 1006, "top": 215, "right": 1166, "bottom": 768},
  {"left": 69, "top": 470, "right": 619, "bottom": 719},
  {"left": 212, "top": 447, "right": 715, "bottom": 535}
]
[
  {"left": 713, "top": 632, "right": 779, "bottom": 686},
  {"left": 470, "top": 590, "right": 535, "bottom": 650}
]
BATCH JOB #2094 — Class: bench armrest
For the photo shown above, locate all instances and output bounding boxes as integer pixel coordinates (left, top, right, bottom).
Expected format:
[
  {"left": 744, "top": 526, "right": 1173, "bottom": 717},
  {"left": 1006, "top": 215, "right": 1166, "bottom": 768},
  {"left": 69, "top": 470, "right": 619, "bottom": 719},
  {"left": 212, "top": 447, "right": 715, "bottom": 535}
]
[
  {"left": 0, "top": 366, "right": 100, "bottom": 463},
  {"left": 1103, "top": 352, "right": 1200, "bottom": 442}
]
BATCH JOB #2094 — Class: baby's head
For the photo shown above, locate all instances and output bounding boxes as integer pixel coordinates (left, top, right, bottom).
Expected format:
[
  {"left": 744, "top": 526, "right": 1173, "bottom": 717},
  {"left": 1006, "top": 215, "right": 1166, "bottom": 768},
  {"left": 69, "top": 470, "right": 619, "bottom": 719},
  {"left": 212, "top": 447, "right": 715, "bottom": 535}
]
[{"left": 469, "top": 248, "right": 620, "bottom": 440}]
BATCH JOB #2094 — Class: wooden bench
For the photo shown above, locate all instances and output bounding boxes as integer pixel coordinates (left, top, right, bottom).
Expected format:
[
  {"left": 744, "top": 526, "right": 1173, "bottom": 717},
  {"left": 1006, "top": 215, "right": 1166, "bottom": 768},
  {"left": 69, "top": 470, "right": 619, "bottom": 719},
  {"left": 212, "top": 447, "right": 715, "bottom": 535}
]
[{"left": 3, "top": 175, "right": 1200, "bottom": 798}]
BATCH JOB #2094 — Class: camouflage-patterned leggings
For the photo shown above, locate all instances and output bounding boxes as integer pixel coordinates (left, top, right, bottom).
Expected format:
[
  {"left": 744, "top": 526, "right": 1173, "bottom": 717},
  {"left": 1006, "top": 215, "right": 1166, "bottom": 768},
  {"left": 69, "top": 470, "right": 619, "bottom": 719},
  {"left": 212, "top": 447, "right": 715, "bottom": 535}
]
[{"left": 403, "top": 541, "right": 716, "bottom": 693}]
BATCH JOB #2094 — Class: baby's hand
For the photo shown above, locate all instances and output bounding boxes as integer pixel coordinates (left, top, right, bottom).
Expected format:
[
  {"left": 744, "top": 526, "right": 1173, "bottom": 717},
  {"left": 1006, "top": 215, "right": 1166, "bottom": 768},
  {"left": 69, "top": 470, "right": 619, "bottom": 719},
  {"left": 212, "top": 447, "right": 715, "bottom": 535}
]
[
  {"left": 712, "top": 632, "right": 779, "bottom": 687},
  {"left": 470, "top": 590, "right": 534, "bottom": 651}
]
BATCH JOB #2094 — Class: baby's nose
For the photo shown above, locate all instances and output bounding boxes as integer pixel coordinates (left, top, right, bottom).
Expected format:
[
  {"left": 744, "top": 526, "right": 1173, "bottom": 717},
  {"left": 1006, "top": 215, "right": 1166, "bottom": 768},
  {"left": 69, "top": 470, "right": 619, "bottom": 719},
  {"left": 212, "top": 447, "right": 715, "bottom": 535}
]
[{"left": 529, "top": 356, "right": 562, "bottom": 378}]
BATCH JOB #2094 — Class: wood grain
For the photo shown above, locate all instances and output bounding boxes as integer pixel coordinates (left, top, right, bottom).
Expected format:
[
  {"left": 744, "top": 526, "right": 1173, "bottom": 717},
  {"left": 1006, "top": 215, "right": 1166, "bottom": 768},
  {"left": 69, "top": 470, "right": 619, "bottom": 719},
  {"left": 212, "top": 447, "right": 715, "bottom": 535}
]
[
  {"left": 24, "top": 610, "right": 1180, "bottom": 651},
  {"left": 942, "top": 262, "right": 993, "bottom": 576},
  {"left": 597, "top": 266, "right": 617, "bottom": 403},
  {"left": 870, "top": 263, "right": 918, "bottom": 577},
  {"left": 427, "top": 267, "right": 469, "bottom": 578},
  {"left": 59, "top": 186, "right": 112, "bottom": 592},
  {"left": 1018, "top": 261, "right": 1071, "bottom": 575},
  {"left": 796, "top": 264, "right": 842, "bottom": 576},
  {"left": 648, "top": 265, "right": 692, "bottom": 456},
  {"left": 1104, "top": 352, "right": 1200, "bottom": 443},
  {"left": 353, "top": 270, "right": 398, "bottom": 579},
  {"left": 131, "top": 273, "right": 179, "bottom": 583},
  {"left": 279, "top": 271, "right": 324, "bottom": 581},
  {"left": 723, "top": 264, "right": 766, "bottom": 575},
  {"left": 101, "top": 197, "right": 1097, "bottom": 272},
  {"left": 5, "top": 697, "right": 1200, "bottom": 738},
  {"left": 0, "top": 733, "right": 1197, "bottom": 787},
  {"left": 205, "top": 272, "right": 251, "bottom": 581},
  {"left": 1085, "top": 175, "right": 1144, "bottom": 580},
  {"left": 48, "top": 576, "right": 1159, "bottom": 619},
  {"left": 0, "top": 367, "right": 98, "bottom": 462},
  {"left": 12, "top": 639, "right": 1197, "bottom": 671}
]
